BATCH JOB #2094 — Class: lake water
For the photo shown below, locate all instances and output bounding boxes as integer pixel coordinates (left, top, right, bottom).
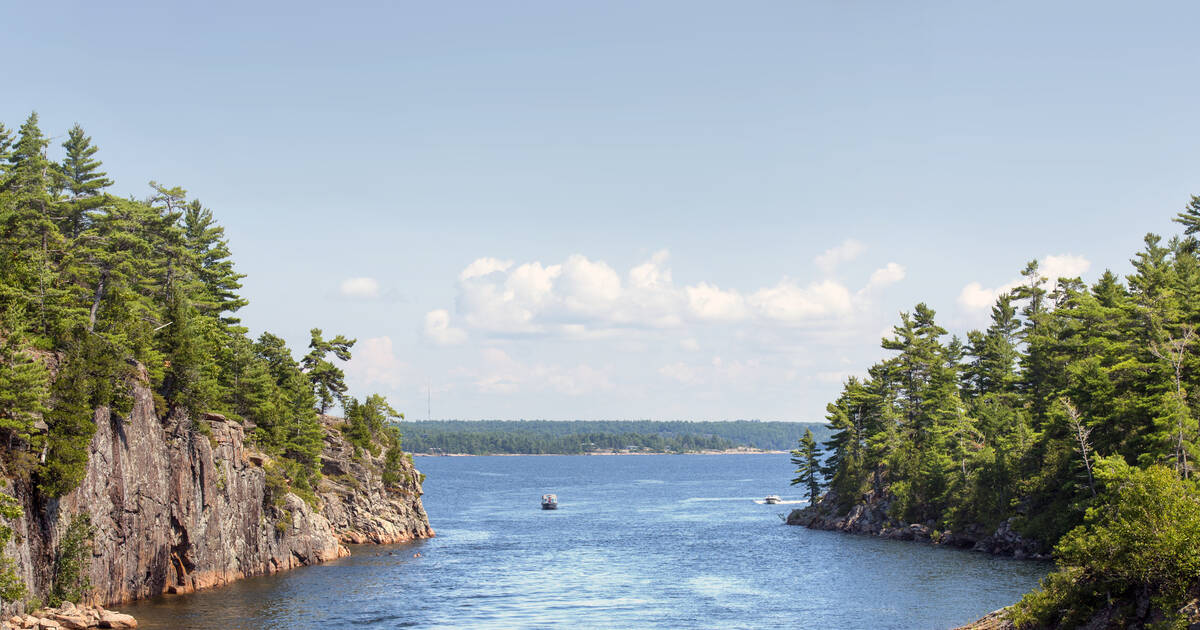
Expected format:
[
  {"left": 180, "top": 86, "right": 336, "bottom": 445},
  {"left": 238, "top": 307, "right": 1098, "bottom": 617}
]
[{"left": 124, "top": 454, "right": 1048, "bottom": 629}]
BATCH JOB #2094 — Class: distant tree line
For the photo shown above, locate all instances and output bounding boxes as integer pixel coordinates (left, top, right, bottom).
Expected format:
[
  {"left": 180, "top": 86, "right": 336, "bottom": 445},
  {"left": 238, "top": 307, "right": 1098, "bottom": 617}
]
[{"left": 397, "top": 420, "right": 829, "bottom": 454}]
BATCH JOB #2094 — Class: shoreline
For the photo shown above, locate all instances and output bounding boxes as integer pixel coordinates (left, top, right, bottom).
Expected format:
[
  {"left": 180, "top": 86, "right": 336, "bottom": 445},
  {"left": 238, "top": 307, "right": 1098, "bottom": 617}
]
[{"left": 413, "top": 449, "right": 787, "bottom": 457}]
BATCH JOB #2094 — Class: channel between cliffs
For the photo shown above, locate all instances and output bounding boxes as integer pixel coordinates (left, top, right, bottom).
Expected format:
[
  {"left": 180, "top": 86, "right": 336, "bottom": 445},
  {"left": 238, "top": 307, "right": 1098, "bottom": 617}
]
[{"left": 2, "top": 368, "right": 433, "bottom": 612}]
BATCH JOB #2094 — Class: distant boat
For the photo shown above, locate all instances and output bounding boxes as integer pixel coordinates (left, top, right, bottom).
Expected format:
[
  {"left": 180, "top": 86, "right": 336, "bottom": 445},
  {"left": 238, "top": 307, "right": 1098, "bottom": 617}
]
[
  {"left": 763, "top": 495, "right": 781, "bottom": 504},
  {"left": 541, "top": 494, "right": 558, "bottom": 510}
]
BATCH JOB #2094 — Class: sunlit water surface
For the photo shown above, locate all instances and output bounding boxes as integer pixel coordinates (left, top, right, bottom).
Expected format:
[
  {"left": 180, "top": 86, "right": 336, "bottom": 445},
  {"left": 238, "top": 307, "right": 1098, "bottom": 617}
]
[{"left": 124, "top": 454, "right": 1047, "bottom": 629}]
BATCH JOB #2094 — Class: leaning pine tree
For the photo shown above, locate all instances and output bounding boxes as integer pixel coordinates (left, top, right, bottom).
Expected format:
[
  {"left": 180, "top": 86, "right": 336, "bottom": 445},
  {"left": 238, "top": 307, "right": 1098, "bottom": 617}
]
[{"left": 790, "top": 429, "right": 822, "bottom": 504}]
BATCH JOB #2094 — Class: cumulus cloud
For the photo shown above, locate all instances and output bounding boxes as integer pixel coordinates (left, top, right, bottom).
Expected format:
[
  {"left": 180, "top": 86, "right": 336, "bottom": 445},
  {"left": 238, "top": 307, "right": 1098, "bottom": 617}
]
[
  {"left": 345, "top": 336, "right": 409, "bottom": 388},
  {"left": 749, "top": 279, "right": 854, "bottom": 323},
  {"left": 958, "top": 254, "right": 1092, "bottom": 313},
  {"left": 437, "top": 247, "right": 904, "bottom": 337},
  {"left": 459, "top": 257, "right": 513, "bottom": 281},
  {"left": 1042, "top": 254, "right": 1091, "bottom": 281},
  {"left": 814, "top": 239, "right": 866, "bottom": 274},
  {"left": 863, "top": 262, "right": 906, "bottom": 292},
  {"left": 685, "top": 282, "right": 748, "bottom": 322},
  {"left": 424, "top": 309, "right": 467, "bottom": 345},
  {"left": 339, "top": 277, "right": 381, "bottom": 299}
]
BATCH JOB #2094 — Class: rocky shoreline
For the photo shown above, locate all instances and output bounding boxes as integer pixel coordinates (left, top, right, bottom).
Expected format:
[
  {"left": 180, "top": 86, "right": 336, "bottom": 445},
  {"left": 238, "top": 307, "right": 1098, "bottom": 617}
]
[
  {"left": 1, "top": 368, "right": 434, "bottom": 619},
  {"left": 4, "top": 602, "right": 136, "bottom": 629},
  {"left": 785, "top": 489, "right": 1048, "bottom": 560}
]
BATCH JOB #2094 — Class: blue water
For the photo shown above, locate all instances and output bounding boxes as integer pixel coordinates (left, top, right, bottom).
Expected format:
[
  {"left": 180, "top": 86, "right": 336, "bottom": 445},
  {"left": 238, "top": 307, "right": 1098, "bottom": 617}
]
[{"left": 125, "top": 454, "right": 1048, "bottom": 629}]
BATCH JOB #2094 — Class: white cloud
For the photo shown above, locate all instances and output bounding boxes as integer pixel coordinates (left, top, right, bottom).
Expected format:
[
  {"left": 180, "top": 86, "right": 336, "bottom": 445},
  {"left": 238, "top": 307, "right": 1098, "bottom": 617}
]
[
  {"left": 459, "top": 257, "right": 514, "bottom": 281},
  {"left": 339, "top": 277, "right": 381, "bottom": 299},
  {"left": 424, "top": 309, "right": 467, "bottom": 345},
  {"left": 814, "top": 239, "right": 866, "bottom": 274},
  {"left": 957, "top": 253, "right": 1092, "bottom": 313},
  {"left": 685, "top": 282, "right": 748, "bottom": 322},
  {"left": 1042, "top": 254, "right": 1090, "bottom": 281},
  {"left": 558, "top": 255, "right": 622, "bottom": 316},
  {"left": 863, "top": 262, "right": 906, "bottom": 292},
  {"left": 749, "top": 279, "right": 854, "bottom": 323},
  {"left": 345, "top": 336, "right": 409, "bottom": 388},
  {"left": 680, "top": 337, "right": 701, "bottom": 352},
  {"left": 441, "top": 248, "right": 902, "bottom": 337},
  {"left": 958, "top": 281, "right": 1008, "bottom": 311},
  {"left": 629, "top": 250, "right": 672, "bottom": 290}
]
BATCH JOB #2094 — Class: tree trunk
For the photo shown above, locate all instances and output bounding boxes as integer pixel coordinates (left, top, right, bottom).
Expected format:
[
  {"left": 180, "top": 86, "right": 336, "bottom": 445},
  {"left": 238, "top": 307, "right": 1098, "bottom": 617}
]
[{"left": 87, "top": 269, "right": 107, "bottom": 333}]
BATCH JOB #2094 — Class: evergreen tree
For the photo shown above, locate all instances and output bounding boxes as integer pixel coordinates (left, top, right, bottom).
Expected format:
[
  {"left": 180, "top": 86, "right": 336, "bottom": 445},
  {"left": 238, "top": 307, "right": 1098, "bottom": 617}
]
[
  {"left": 182, "top": 200, "right": 246, "bottom": 326},
  {"left": 0, "top": 306, "right": 49, "bottom": 453},
  {"left": 302, "top": 328, "right": 355, "bottom": 414},
  {"left": 790, "top": 429, "right": 822, "bottom": 503},
  {"left": 0, "top": 112, "right": 65, "bottom": 339},
  {"left": 56, "top": 124, "right": 112, "bottom": 237}
]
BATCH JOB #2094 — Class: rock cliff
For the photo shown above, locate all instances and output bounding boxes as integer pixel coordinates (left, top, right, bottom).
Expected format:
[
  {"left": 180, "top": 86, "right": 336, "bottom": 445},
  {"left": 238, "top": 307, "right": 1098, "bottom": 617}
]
[
  {"left": 785, "top": 488, "right": 1045, "bottom": 559},
  {"left": 2, "top": 370, "right": 432, "bottom": 612}
]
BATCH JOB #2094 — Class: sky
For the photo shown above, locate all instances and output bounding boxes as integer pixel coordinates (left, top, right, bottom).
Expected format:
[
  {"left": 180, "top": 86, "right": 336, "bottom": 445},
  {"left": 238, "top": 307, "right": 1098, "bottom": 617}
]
[{"left": 4, "top": 1, "right": 1199, "bottom": 421}]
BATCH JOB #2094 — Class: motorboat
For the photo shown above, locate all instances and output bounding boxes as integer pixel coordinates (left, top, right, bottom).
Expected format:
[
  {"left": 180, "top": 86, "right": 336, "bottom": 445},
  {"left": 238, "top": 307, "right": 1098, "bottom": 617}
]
[
  {"left": 541, "top": 494, "right": 558, "bottom": 510},
  {"left": 763, "top": 495, "right": 781, "bottom": 504}
]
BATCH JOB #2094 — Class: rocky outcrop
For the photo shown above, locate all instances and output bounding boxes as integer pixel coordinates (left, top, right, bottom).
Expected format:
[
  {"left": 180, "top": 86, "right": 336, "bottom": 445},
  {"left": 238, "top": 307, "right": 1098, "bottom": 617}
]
[
  {"left": 954, "top": 598, "right": 1200, "bottom": 630},
  {"left": 317, "top": 415, "right": 434, "bottom": 545},
  {"left": 953, "top": 608, "right": 1014, "bottom": 630},
  {"left": 2, "top": 370, "right": 432, "bottom": 614},
  {"left": 785, "top": 489, "right": 1046, "bottom": 559},
  {"left": 5, "top": 602, "right": 137, "bottom": 629}
]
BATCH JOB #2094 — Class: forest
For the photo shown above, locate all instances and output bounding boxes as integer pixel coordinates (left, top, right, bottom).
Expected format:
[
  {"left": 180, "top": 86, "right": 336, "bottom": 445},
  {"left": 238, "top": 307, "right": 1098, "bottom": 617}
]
[
  {"left": 0, "top": 113, "right": 404, "bottom": 600},
  {"left": 807, "top": 197, "right": 1200, "bottom": 626},
  {"left": 399, "top": 419, "right": 831, "bottom": 454}
]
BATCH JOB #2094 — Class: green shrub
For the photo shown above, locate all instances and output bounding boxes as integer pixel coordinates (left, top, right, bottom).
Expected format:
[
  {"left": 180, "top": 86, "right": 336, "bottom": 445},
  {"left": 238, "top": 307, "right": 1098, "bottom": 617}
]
[
  {"left": 1011, "top": 460, "right": 1200, "bottom": 628},
  {"left": 0, "top": 492, "right": 27, "bottom": 603},
  {"left": 49, "top": 513, "right": 94, "bottom": 606}
]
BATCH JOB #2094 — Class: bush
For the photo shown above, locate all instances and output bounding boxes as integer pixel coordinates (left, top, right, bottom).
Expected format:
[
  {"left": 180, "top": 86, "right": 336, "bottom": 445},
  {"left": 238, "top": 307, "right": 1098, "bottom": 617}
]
[
  {"left": 49, "top": 513, "right": 94, "bottom": 606},
  {"left": 0, "top": 492, "right": 26, "bottom": 603},
  {"left": 1011, "top": 460, "right": 1200, "bottom": 628}
]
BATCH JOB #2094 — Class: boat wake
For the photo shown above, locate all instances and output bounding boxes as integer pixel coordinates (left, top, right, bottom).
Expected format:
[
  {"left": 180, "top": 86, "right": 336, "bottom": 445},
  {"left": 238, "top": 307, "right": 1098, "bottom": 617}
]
[{"left": 752, "top": 499, "right": 807, "bottom": 505}]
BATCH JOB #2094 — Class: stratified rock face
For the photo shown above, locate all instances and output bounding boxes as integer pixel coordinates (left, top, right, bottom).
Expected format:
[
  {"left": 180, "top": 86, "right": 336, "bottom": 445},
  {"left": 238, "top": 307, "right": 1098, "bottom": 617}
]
[
  {"left": 785, "top": 489, "right": 1045, "bottom": 559},
  {"left": 317, "top": 416, "right": 434, "bottom": 545},
  {"left": 3, "top": 374, "right": 432, "bottom": 611}
]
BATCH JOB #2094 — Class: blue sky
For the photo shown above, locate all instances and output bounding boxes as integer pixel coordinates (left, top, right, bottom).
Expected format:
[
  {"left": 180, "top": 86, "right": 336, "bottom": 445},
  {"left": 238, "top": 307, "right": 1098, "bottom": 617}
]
[{"left": 5, "top": 1, "right": 1199, "bottom": 421}]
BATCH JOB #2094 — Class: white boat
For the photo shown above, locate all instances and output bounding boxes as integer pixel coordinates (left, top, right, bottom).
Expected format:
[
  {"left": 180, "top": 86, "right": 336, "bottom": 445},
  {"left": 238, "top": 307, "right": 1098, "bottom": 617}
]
[
  {"left": 541, "top": 494, "right": 558, "bottom": 510},
  {"left": 763, "top": 495, "right": 781, "bottom": 504}
]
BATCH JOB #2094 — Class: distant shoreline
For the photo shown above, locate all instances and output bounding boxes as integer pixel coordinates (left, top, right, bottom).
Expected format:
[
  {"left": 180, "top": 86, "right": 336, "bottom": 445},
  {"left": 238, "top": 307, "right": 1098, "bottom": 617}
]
[{"left": 412, "top": 449, "right": 788, "bottom": 457}]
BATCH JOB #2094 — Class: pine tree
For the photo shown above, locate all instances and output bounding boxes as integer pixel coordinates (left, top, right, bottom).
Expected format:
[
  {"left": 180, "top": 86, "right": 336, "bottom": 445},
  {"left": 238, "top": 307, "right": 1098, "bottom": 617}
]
[
  {"left": 0, "top": 306, "right": 49, "bottom": 454},
  {"left": 791, "top": 429, "right": 822, "bottom": 503},
  {"left": 0, "top": 113, "right": 66, "bottom": 339},
  {"left": 0, "top": 123, "right": 13, "bottom": 174},
  {"left": 302, "top": 328, "right": 355, "bottom": 414},
  {"left": 56, "top": 124, "right": 112, "bottom": 237},
  {"left": 182, "top": 200, "right": 246, "bottom": 325}
]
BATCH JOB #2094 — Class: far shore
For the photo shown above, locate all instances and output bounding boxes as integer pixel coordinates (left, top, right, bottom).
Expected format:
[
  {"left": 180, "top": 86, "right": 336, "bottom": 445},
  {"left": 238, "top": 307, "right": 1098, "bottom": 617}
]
[{"left": 412, "top": 449, "right": 788, "bottom": 457}]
